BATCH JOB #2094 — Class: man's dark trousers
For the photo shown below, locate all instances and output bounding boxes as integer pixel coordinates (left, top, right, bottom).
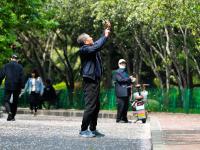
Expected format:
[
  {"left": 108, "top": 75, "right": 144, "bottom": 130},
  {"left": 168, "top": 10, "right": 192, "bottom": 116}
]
[
  {"left": 4, "top": 90, "right": 20, "bottom": 118},
  {"left": 116, "top": 97, "right": 129, "bottom": 122},
  {"left": 81, "top": 78, "right": 100, "bottom": 131}
]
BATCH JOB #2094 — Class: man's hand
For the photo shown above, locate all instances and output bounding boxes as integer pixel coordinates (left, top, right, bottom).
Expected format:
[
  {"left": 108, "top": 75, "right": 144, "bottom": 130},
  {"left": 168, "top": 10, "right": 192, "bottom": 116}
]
[
  {"left": 19, "top": 89, "right": 24, "bottom": 98},
  {"left": 104, "top": 20, "right": 111, "bottom": 37},
  {"left": 104, "top": 20, "right": 111, "bottom": 30},
  {"left": 19, "top": 93, "right": 23, "bottom": 98},
  {"left": 104, "top": 29, "right": 110, "bottom": 37},
  {"left": 130, "top": 76, "right": 136, "bottom": 83}
]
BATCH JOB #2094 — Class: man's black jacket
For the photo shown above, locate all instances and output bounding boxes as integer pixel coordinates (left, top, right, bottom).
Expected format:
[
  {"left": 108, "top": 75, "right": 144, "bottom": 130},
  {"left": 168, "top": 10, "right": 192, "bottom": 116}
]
[
  {"left": 0, "top": 61, "right": 24, "bottom": 91},
  {"left": 113, "top": 68, "right": 131, "bottom": 97},
  {"left": 79, "top": 36, "right": 107, "bottom": 80}
]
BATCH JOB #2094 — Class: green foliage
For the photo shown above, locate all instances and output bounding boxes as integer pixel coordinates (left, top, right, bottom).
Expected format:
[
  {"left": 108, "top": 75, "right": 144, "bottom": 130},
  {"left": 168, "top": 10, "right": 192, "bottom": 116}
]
[
  {"left": 193, "top": 87, "right": 200, "bottom": 104},
  {"left": 147, "top": 99, "right": 160, "bottom": 112},
  {"left": 53, "top": 82, "right": 66, "bottom": 90},
  {"left": 0, "top": 0, "right": 58, "bottom": 68},
  {"left": 0, "top": 0, "right": 199, "bottom": 106},
  {"left": 193, "top": 75, "right": 200, "bottom": 84},
  {"left": 153, "top": 78, "right": 161, "bottom": 87},
  {"left": 0, "top": 1, "right": 17, "bottom": 65}
]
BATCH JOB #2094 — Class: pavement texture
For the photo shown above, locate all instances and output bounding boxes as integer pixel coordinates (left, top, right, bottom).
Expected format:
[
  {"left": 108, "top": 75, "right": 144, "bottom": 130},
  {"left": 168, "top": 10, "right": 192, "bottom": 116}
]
[
  {"left": 2, "top": 108, "right": 200, "bottom": 150},
  {"left": 0, "top": 113, "right": 152, "bottom": 150},
  {"left": 150, "top": 112, "right": 200, "bottom": 150}
]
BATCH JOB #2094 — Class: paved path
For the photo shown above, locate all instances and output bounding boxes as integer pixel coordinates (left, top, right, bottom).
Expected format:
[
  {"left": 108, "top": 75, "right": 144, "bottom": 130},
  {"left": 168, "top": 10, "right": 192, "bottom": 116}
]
[
  {"left": 2, "top": 108, "right": 200, "bottom": 149},
  {"left": 150, "top": 113, "right": 200, "bottom": 150},
  {"left": 0, "top": 114, "right": 152, "bottom": 150}
]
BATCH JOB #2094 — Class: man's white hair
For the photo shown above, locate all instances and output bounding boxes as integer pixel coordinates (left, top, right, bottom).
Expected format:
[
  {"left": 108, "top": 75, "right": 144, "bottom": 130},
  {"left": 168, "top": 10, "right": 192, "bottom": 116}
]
[{"left": 77, "top": 33, "right": 90, "bottom": 45}]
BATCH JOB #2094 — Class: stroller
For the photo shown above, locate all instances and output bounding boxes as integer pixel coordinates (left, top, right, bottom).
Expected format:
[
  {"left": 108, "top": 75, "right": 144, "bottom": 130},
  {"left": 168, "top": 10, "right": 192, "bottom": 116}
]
[{"left": 131, "top": 84, "right": 147, "bottom": 123}]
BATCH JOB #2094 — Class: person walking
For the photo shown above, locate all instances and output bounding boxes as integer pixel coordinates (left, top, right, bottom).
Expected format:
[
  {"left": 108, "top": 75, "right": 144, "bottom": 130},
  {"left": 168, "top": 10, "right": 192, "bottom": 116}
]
[
  {"left": 113, "top": 59, "right": 136, "bottom": 123},
  {"left": 77, "top": 21, "right": 111, "bottom": 138},
  {"left": 23, "top": 69, "right": 44, "bottom": 116},
  {"left": 0, "top": 54, "right": 25, "bottom": 121}
]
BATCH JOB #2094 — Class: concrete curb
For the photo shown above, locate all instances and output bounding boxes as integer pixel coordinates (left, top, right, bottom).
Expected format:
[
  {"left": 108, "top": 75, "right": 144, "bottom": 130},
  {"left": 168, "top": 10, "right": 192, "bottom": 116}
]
[
  {"left": 0, "top": 106, "right": 3, "bottom": 118},
  {"left": 0, "top": 111, "right": 3, "bottom": 118},
  {"left": 150, "top": 116, "right": 165, "bottom": 150},
  {"left": 15, "top": 108, "right": 136, "bottom": 120},
  {"left": 0, "top": 107, "right": 135, "bottom": 120}
]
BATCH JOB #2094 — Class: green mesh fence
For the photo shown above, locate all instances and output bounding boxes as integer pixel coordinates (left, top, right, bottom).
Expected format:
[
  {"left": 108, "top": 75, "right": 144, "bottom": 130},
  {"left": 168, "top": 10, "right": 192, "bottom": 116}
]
[{"left": 0, "top": 87, "right": 200, "bottom": 113}]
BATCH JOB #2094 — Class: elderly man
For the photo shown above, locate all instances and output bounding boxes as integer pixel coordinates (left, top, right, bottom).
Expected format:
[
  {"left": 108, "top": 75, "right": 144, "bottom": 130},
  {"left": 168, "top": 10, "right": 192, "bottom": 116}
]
[
  {"left": 77, "top": 21, "right": 111, "bottom": 138},
  {"left": 0, "top": 54, "right": 24, "bottom": 121},
  {"left": 113, "top": 59, "right": 135, "bottom": 123}
]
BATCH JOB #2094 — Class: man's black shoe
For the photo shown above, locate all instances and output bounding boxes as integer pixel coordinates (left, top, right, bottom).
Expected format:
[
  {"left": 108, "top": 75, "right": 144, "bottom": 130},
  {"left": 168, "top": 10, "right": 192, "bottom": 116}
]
[
  {"left": 7, "top": 113, "right": 15, "bottom": 121},
  {"left": 118, "top": 120, "right": 129, "bottom": 123},
  {"left": 119, "top": 120, "right": 126, "bottom": 123},
  {"left": 116, "top": 120, "right": 120, "bottom": 123},
  {"left": 116, "top": 120, "right": 126, "bottom": 123},
  {"left": 7, "top": 118, "right": 15, "bottom": 121},
  {"left": 122, "top": 119, "right": 128, "bottom": 123},
  {"left": 7, "top": 114, "right": 13, "bottom": 121}
]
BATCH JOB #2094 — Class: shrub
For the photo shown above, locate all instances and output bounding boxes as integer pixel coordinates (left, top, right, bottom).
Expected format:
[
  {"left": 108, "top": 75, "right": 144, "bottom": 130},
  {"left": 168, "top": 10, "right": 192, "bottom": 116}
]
[
  {"left": 53, "top": 82, "right": 66, "bottom": 90},
  {"left": 147, "top": 99, "right": 160, "bottom": 112}
]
